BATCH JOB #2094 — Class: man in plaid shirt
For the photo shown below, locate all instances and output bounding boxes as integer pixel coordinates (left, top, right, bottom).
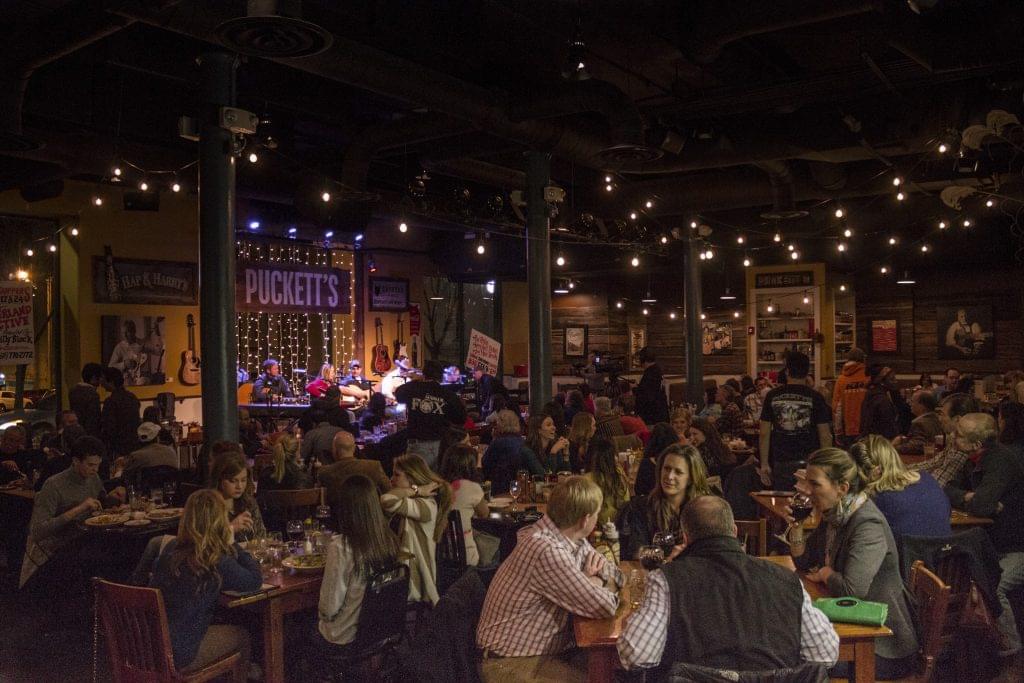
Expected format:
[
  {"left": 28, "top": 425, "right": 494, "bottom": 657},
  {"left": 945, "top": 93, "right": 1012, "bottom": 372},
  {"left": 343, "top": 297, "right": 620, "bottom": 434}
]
[
  {"left": 476, "top": 476, "right": 623, "bottom": 682},
  {"left": 910, "top": 392, "right": 978, "bottom": 486},
  {"left": 618, "top": 496, "right": 838, "bottom": 676}
]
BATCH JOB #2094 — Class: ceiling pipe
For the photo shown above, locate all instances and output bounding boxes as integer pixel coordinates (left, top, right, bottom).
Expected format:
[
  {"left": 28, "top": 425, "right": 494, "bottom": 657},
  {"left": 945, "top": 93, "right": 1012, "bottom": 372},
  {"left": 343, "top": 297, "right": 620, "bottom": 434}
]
[
  {"left": 422, "top": 158, "right": 527, "bottom": 191},
  {"left": 751, "top": 160, "right": 799, "bottom": 217},
  {"left": 112, "top": 2, "right": 661, "bottom": 170},
  {"left": 686, "top": 0, "right": 880, "bottom": 64}
]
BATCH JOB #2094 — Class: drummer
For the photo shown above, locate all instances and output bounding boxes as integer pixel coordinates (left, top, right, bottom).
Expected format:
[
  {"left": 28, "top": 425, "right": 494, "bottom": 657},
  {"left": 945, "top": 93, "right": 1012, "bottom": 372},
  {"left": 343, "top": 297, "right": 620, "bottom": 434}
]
[
  {"left": 381, "top": 356, "right": 416, "bottom": 400},
  {"left": 443, "top": 365, "right": 464, "bottom": 385}
]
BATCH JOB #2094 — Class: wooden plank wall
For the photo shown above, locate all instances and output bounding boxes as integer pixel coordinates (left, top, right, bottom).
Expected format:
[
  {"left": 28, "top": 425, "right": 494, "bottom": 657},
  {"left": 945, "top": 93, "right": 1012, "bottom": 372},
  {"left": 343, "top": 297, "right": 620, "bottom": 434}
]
[
  {"left": 855, "top": 267, "right": 1023, "bottom": 374},
  {"left": 551, "top": 292, "right": 611, "bottom": 375},
  {"left": 646, "top": 312, "right": 748, "bottom": 376}
]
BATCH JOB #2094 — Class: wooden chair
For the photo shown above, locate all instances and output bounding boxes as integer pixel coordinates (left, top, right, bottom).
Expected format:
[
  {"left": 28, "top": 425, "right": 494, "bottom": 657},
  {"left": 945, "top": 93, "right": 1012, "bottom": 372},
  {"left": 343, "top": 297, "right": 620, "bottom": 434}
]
[
  {"left": 904, "top": 560, "right": 953, "bottom": 683},
  {"left": 436, "top": 510, "right": 468, "bottom": 595},
  {"left": 258, "top": 487, "right": 324, "bottom": 533},
  {"left": 735, "top": 519, "right": 766, "bottom": 556},
  {"left": 930, "top": 552, "right": 999, "bottom": 680},
  {"left": 236, "top": 382, "right": 254, "bottom": 405},
  {"left": 94, "top": 578, "right": 246, "bottom": 683}
]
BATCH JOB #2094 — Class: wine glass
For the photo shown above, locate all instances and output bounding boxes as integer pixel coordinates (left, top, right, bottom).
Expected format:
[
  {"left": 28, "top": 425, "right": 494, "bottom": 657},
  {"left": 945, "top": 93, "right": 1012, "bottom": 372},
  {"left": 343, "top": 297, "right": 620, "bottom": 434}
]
[
  {"left": 774, "top": 492, "right": 814, "bottom": 547},
  {"left": 652, "top": 531, "right": 677, "bottom": 559},
  {"left": 638, "top": 545, "right": 665, "bottom": 570},
  {"left": 286, "top": 520, "right": 304, "bottom": 550},
  {"left": 508, "top": 480, "right": 521, "bottom": 513}
]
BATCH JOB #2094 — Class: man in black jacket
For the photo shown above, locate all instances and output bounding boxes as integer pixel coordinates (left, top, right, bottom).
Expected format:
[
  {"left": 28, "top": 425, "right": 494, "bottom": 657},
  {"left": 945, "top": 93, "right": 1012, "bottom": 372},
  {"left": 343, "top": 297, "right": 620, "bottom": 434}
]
[
  {"left": 859, "top": 364, "right": 899, "bottom": 439},
  {"left": 68, "top": 363, "right": 104, "bottom": 438},
  {"left": 395, "top": 360, "right": 466, "bottom": 470},
  {"left": 618, "top": 496, "right": 838, "bottom": 676},
  {"left": 945, "top": 413, "right": 1024, "bottom": 663},
  {"left": 100, "top": 367, "right": 141, "bottom": 459},
  {"left": 634, "top": 348, "right": 669, "bottom": 425}
]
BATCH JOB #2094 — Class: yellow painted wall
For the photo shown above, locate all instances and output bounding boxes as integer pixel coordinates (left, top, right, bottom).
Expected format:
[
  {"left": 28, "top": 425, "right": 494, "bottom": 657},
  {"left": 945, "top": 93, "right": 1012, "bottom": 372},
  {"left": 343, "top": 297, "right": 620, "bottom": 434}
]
[
  {"left": 0, "top": 181, "right": 200, "bottom": 405},
  {"left": 501, "top": 281, "right": 529, "bottom": 374}
]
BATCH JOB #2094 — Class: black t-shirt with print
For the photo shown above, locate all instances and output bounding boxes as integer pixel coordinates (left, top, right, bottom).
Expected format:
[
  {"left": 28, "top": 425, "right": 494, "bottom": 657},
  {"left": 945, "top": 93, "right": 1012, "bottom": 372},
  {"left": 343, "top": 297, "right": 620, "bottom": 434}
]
[
  {"left": 759, "top": 384, "right": 832, "bottom": 464},
  {"left": 394, "top": 380, "right": 466, "bottom": 441}
]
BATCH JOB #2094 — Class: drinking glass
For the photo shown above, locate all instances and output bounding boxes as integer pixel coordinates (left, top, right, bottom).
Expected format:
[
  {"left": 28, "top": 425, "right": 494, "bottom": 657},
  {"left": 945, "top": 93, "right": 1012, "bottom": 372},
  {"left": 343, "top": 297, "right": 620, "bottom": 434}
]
[
  {"left": 150, "top": 489, "right": 164, "bottom": 507},
  {"left": 266, "top": 546, "right": 283, "bottom": 574},
  {"left": 652, "top": 531, "right": 676, "bottom": 559},
  {"left": 638, "top": 545, "right": 665, "bottom": 571},
  {"left": 286, "top": 520, "right": 304, "bottom": 549},
  {"left": 508, "top": 480, "right": 521, "bottom": 512},
  {"left": 162, "top": 482, "right": 176, "bottom": 507},
  {"left": 775, "top": 492, "right": 814, "bottom": 547},
  {"left": 629, "top": 570, "right": 646, "bottom": 610},
  {"left": 267, "top": 532, "right": 283, "bottom": 549},
  {"left": 316, "top": 505, "right": 332, "bottom": 532}
]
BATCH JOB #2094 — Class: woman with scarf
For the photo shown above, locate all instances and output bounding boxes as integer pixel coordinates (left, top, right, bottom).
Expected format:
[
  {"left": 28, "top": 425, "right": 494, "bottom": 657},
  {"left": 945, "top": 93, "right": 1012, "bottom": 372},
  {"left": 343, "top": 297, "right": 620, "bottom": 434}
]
[{"left": 787, "top": 448, "right": 919, "bottom": 679}]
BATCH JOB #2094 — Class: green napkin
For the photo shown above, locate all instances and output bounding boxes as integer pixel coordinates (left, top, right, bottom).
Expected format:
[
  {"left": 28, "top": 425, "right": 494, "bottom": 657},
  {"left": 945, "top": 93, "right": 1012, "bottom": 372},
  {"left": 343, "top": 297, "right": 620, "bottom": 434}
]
[{"left": 813, "top": 597, "right": 888, "bottom": 626}]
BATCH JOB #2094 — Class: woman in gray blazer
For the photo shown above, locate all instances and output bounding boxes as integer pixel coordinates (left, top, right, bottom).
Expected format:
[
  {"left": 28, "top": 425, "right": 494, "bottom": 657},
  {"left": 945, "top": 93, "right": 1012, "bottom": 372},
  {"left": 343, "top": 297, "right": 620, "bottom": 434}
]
[{"left": 787, "top": 448, "right": 919, "bottom": 679}]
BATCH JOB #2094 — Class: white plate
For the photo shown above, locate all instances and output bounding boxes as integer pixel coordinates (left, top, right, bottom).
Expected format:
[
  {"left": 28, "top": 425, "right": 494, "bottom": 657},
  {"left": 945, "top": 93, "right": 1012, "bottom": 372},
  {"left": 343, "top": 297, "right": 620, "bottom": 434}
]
[
  {"left": 124, "top": 518, "right": 152, "bottom": 527},
  {"left": 487, "top": 497, "right": 513, "bottom": 509}
]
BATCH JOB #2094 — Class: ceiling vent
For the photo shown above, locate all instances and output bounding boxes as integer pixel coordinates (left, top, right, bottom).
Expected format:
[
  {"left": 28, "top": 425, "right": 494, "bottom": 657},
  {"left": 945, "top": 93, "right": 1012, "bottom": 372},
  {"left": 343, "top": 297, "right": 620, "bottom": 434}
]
[
  {"left": 215, "top": 0, "right": 333, "bottom": 58},
  {"left": 597, "top": 143, "right": 664, "bottom": 166}
]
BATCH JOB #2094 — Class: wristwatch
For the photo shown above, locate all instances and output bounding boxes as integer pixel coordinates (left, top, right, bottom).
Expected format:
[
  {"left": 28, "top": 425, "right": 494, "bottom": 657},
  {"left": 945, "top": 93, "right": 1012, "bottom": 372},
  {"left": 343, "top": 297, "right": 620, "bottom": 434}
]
[{"left": 411, "top": 484, "right": 419, "bottom": 496}]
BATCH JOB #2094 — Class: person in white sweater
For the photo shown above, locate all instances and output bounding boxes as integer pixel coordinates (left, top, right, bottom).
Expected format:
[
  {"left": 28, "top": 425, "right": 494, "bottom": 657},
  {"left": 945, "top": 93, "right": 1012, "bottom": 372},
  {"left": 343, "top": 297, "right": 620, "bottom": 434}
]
[{"left": 318, "top": 475, "right": 401, "bottom": 648}]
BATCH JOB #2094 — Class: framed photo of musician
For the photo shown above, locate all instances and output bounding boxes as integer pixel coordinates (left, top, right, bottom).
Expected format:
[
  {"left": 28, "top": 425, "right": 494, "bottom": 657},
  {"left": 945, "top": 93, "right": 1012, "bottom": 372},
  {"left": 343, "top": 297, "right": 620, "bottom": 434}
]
[
  {"left": 628, "top": 327, "right": 647, "bottom": 370},
  {"left": 101, "top": 315, "right": 168, "bottom": 385},
  {"left": 937, "top": 304, "right": 995, "bottom": 359},
  {"left": 564, "top": 325, "right": 588, "bottom": 358},
  {"left": 702, "top": 321, "right": 733, "bottom": 355}
]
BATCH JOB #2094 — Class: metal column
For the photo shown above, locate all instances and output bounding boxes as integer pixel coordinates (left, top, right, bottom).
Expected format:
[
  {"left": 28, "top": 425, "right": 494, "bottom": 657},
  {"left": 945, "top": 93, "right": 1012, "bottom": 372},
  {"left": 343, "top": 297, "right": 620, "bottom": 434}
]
[
  {"left": 198, "top": 52, "right": 238, "bottom": 442},
  {"left": 526, "top": 152, "right": 552, "bottom": 414},
  {"left": 684, "top": 235, "right": 705, "bottom": 408}
]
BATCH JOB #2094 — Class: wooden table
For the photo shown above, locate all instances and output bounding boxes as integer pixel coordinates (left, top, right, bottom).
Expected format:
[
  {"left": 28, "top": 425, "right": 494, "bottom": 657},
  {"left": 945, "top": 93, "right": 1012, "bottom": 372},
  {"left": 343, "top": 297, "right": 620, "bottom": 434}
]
[
  {"left": 471, "top": 503, "right": 546, "bottom": 561},
  {"left": 764, "top": 556, "right": 892, "bottom": 683},
  {"left": 220, "top": 569, "right": 323, "bottom": 683},
  {"left": 0, "top": 486, "right": 35, "bottom": 501},
  {"left": 574, "top": 557, "right": 893, "bottom": 683},
  {"left": 750, "top": 491, "right": 992, "bottom": 529}
]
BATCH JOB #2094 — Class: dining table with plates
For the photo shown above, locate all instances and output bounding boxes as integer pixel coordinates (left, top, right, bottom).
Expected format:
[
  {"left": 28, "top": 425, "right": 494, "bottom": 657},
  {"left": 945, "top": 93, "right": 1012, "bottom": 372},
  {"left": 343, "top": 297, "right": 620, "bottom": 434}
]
[
  {"left": 748, "top": 491, "right": 993, "bottom": 529},
  {"left": 574, "top": 556, "right": 893, "bottom": 683}
]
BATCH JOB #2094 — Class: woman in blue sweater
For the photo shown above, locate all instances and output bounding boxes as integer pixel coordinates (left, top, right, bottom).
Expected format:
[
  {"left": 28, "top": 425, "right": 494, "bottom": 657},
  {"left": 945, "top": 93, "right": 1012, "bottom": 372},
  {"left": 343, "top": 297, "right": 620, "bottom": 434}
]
[
  {"left": 850, "top": 434, "right": 951, "bottom": 539},
  {"left": 150, "top": 489, "right": 263, "bottom": 672}
]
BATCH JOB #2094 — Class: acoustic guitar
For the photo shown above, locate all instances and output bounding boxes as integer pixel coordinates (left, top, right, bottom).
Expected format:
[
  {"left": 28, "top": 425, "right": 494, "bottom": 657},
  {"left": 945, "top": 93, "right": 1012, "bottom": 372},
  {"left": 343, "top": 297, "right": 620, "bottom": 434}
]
[
  {"left": 372, "top": 317, "right": 392, "bottom": 375},
  {"left": 179, "top": 314, "right": 201, "bottom": 385}
]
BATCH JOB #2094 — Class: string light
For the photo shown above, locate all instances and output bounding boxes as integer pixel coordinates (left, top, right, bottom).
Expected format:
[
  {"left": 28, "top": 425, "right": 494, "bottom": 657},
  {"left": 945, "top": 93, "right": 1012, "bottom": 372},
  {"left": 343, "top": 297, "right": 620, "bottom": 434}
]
[
  {"left": 248, "top": 152, "right": 258, "bottom": 163},
  {"left": 766, "top": 302, "right": 775, "bottom": 313},
  {"left": 70, "top": 227, "right": 79, "bottom": 236},
  {"left": 921, "top": 244, "right": 929, "bottom": 252},
  {"left": 25, "top": 248, "right": 33, "bottom": 257},
  {"left": 938, "top": 221, "right": 947, "bottom": 229},
  {"left": 605, "top": 184, "right": 613, "bottom": 192},
  {"left": 743, "top": 257, "right": 751, "bottom": 267},
  {"left": 700, "top": 313, "right": 706, "bottom": 320},
  {"left": 834, "top": 207, "right": 844, "bottom": 219},
  {"left": 604, "top": 175, "right": 612, "bottom": 183},
  {"left": 690, "top": 221, "right": 698, "bottom": 229},
  {"left": 645, "top": 200, "right": 653, "bottom": 209},
  {"left": 48, "top": 244, "right": 56, "bottom": 253},
  {"left": 733, "top": 311, "right": 741, "bottom": 318},
  {"left": 660, "top": 235, "right": 669, "bottom": 244},
  {"left": 705, "top": 249, "right": 714, "bottom": 260},
  {"left": 896, "top": 191, "right": 905, "bottom": 201},
  {"left": 938, "top": 143, "right": 948, "bottom": 153},
  {"left": 889, "top": 236, "right": 897, "bottom": 245},
  {"left": 615, "top": 301, "right": 623, "bottom": 309},
  {"left": 699, "top": 252, "right": 706, "bottom": 261},
  {"left": 986, "top": 199, "right": 995, "bottom": 208},
  {"left": 642, "top": 308, "right": 649, "bottom": 316},
  {"left": 880, "top": 266, "right": 888, "bottom": 274},
  {"left": 773, "top": 233, "right": 782, "bottom": 243},
  {"left": 399, "top": 221, "right": 409, "bottom": 233},
  {"left": 92, "top": 196, "right": 103, "bottom": 206},
  {"left": 893, "top": 176, "right": 902, "bottom": 186},
  {"left": 803, "top": 294, "right": 811, "bottom": 304},
  {"left": 843, "top": 228, "right": 852, "bottom": 238},
  {"left": 629, "top": 212, "right": 637, "bottom": 220},
  {"left": 172, "top": 182, "right": 181, "bottom": 193},
  {"left": 670, "top": 312, "right": 677, "bottom": 320},
  {"left": 321, "top": 191, "right": 331, "bottom": 202},
  {"left": 837, "top": 243, "right": 847, "bottom": 252},
  {"left": 556, "top": 255, "right": 566, "bottom": 266},
  {"left": 787, "top": 244, "right": 795, "bottom": 251},
  {"left": 963, "top": 219, "right": 972, "bottom": 227},
  {"left": 736, "top": 235, "right": 745, "bottom": 244},
  {"left": 630, "top": 255, "right": 640, "bottom": 267},
  {"left": 790, "top": 251, "right": 800, "bottom": 260},
  {"left": 139, "top": 180, "right": 149, "bottom": 191},
  {"left": 839, "top": 284, "right": 847, "bottom": 292}
]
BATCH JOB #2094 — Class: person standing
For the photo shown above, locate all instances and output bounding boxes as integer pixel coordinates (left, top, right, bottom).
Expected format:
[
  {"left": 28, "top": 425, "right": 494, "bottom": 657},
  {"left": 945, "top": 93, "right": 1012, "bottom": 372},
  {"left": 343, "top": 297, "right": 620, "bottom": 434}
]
[
  {"left": 69, "top": 363, "right": 104, "bottom": 438},
  {"left": 758, "top": 352, "right": 832, "bottom": 490},
  {"left": 859, "top": 365, "right": 899, "bottom": 440},
  {"left": 634, "top": 348, "right": 669, "bottom": 425},
  {"left": 832, "top": 348, "right": 868, "bottom": 447},
  {"left": 100, "top": 367, "right": 141, "bottom": 459},
  {"left": 394, "top": 360, "right": 467, "bottom": 471},
  {"left": 472, "top": 364, "right": 506, "bottom": 420}
]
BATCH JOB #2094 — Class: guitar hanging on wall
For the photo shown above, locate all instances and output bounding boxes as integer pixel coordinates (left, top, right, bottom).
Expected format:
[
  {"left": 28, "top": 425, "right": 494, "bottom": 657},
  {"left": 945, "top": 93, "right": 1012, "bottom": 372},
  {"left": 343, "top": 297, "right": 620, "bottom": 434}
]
[
  {"left": 179, "top": 314, "right": 201, "bottom": 385},
  {"left": 373, "top": 317, "right": 392, "bottom": 375},
  {"left": 393, "top": 313, "right": 408, "bottom": 361}
]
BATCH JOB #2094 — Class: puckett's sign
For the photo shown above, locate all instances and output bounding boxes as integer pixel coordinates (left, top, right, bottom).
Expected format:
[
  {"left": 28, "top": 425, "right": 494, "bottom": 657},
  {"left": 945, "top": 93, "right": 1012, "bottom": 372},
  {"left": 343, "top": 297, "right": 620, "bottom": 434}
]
[{"left": 236, "top": 262, "right": 351, "bottom": 314}]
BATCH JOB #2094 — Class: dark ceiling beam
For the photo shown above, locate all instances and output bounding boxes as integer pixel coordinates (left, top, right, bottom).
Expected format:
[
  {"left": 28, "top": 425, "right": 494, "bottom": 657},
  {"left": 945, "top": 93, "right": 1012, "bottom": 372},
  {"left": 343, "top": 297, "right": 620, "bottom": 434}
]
[{"left": 422, "top": 158, "right": 527, "bottom": 191}]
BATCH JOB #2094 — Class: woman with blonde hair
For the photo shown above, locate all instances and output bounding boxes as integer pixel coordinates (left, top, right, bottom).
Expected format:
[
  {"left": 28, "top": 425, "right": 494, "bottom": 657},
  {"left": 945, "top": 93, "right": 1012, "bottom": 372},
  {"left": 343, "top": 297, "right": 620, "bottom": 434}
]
[
  {"left": 208, "top": 453, "right": 266, "bottom": 542},
  {"left": 850, "top": 435, "right": 950, "bottom": 538},
  {"left": 568, "top": 411, "right": 596, "bottom": 472},
  {"left": 788, "top": 448, "right": 919, "bottom": 679},
  {"left": 150, "top": 489, "right": 262, "bottom": 671},
  {"left": 616, "top": 444, "right": 711, "bottom": 560},
  {"left": 258, "top": 433, "right": 313, "bottom": 492},
  {"left": 669, "top": 406, "right": 692, "bottom": 442},
  {"left": 306, "top": 362, "right": 337, "bottom": 399},
  {"left": 382, "top": 453, "right": 453, "bottom": 604}
]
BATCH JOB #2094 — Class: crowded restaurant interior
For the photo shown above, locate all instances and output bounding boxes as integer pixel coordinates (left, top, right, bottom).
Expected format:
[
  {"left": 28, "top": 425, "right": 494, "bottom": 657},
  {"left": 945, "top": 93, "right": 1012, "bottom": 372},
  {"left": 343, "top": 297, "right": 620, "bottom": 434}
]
[{"left": 3, "top": 1, "right": 1024, "bottom": 681}]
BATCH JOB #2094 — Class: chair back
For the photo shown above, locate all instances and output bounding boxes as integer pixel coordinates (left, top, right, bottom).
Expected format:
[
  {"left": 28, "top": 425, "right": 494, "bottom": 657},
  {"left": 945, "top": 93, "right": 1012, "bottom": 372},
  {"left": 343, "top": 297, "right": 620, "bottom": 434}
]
[
  {"left": 438, "top": 509, "right": 467, "bottom": 569},
  {"left": 259, "top": 487, "right": 324, "bottom": 533},
  {"left": 352, "top": 564, "right": 411, "bottom": 651},
  {"left": 612, "top": 434, "right": 642, "bottom": 453},
  {"left": 93, "top": 578, "right": 177, "bottom": 680},
  {"left": 735, "top": 519, "right": 767, "bottom": 557},
  {"left": 909, "top": 560, "right": 953, "bottom": 681}
]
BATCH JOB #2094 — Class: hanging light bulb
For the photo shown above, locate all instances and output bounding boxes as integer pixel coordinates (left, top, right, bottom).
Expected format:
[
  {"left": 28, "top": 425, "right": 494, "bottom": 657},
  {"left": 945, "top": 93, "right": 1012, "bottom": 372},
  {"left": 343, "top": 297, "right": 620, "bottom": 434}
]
[
  {"left": 790, "top": 251, "right": 800, "bottom": 260},
  {"left": 248, "top": 152, "right": 258, "bottom": 163},
  {"left": 743, "top": 257, "right": 751, "bottom": 267},
  {"left": 837, "top": 243, "right": 847, "bottom": 252},
  {"left": 476, "top": 241, "right": 486, "bottom": 255},
  {"left": 896, "top": 191, "right": 905, "bottom": 201},
  {"left": 139, "top": 180, "right": 149, "bottom": 191},
  {"left": 938, "top": 143, "right": 948, "bottom": 153},
  {"left": 567, "top": 281, "right": 575, "bottom": 290},
  {"left": 699, "top": 252, "right": 706, "bottom": 261},
  {"left": 629, "top": 212, "right": 637, "bottom": 220},
  {"left": 171, "top": 182, "right": 181, "bottom": 193},
  {"left": 843, "top": 228, "right": 852, "bottom": 238},
  {"left": 802, "top": 294, "right": 810, "bottom": 304},
  {"left": 642, "top": 308, "right": 649, "bottom": 316},
  {"left": 25, "top": 248, "right": 33, "bottom": 257},
  {"left": 787, "top": 244, "right": 795, "bottom": 252},
  {"left": 92, "top": 196, "right": 103, "bottom": 207},
  {"left": 645, "top": 200, "right": 653, "bottom": 209},
  {"left": 963, "top": 218, "right": 972, "bottom": 228},
  {"left": 880, "top": 266, "right": 888, "bottom": 274},
  {"left": 773, "top": 233, "right": 782, "bottom": 242},
  {"left": 986, "top": 199, "right": 995, "bottom": 208},
  {"left": 705, "top": 249, "right": 714, "bottom": 260},
  {"left": 938, "top": 221, "right": 947, "bottom": 229},
  {"left": 615, "top": 301, "right": 623, "bottom": 309},
  {"left": 631, "top": 256, "right": 640, "bottom": 267},
  {"left": 700, "top": 313, "right": 706, "bottom": 320},
  {"left": 48, "top": 244, "right": 56, "bottom": 253},
  {"left": 834, "top": 207, "right": 844, "bottom": 219},
  {"left": 839, "top": 284, "right": 847, "bottom": 292},
  {"left": 733, "top": 311, "right": 741, "bottom": 318},
  {"left": 556, "top": 255, "right": 566, "bottom": 267},
  {"left": 669, "top": 312, "right": 677, "bottom": 320},
  {"left": 70, "top": 227, "right": 79, "bottom": 236},
  {"left": 921, "top": 244, "right": 929, "bottom": 252},
  {"left": 766, "top": 302, "right": 775, "bottom": 313},
  {"left": 321, "top": 191, "right": 331, "bottom": 202},
  {"left": 398, "top": 221, "right": 408, "bottom": 233},
  {"left": 690, "top": 221, "right": 698, "bottom": 229},
  {"left": 112, "top": 166, "right": 122, "bottom": 178},
  {"left": 893, "top": 176, "right": 902, "bottom": 186},
  {"left": 889, "top": 236, "right": 897, "bottom": 245},
  {"left": 736, "top": 234, "right": 745, "bottom": 244},
  {"left": 605, "top": 175, "right": 612, "bottom": 183},
  {"left": 660, "top": 235, "right": 669, "bottom": 245}
]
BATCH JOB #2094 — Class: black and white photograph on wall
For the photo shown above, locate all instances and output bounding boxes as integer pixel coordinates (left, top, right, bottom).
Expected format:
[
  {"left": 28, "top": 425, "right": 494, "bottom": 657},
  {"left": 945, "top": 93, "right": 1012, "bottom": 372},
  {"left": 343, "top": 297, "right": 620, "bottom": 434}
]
[
  {"left": 101, "top": 315, "right": 168, "bottom": 385},
  {"left": 702, "top": 321, "right": 733, "bottom": 355},
  {"left": 937, "top": 305, "right": 995, "bottom": 360},
  {"left": 564, "top": 325, "right": 588, "bottom": 358}
]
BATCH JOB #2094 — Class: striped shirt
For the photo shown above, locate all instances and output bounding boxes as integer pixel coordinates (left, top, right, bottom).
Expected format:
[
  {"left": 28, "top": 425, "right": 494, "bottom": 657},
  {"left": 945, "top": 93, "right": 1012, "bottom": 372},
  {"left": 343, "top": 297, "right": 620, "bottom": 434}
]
[
  {"left": 476, "top": 515, "right": 624, "bottom": 656},
  {"left": 909, "top": 438, "right": 971, "bottom": 487},
  {"left": 618, "top": 569, "right": 839, "bottom": 670}
]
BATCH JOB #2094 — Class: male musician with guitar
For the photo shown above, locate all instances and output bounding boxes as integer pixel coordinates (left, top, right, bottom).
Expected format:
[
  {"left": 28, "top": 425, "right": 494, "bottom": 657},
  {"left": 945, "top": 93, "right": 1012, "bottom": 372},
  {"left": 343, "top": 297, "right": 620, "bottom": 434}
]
[
  {"left": 339, "top": 359, "right": 372, "bottom": 402},
  {"left": 253, "top": 358, "right": 293, "bottom": 402}
]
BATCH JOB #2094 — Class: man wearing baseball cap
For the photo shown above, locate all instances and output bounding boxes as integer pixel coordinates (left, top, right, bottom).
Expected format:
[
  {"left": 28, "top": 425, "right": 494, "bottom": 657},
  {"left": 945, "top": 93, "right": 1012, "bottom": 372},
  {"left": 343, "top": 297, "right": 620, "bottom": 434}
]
[{"left": 124, "top": 421, "right": 179, "bottom": 474}]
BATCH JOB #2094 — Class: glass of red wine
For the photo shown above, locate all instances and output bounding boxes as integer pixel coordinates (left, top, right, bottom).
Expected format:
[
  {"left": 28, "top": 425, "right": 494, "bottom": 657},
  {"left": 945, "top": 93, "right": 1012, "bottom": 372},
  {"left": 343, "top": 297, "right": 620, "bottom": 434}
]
[
  {"left": 652, "top": 531, "right": 677, "bottom": 559},
  {"left": 775, "top": 492, "right": 813, "bottom": 548},
  {"left": 638, "top": 545, "right": 665, "bottom": 570}
]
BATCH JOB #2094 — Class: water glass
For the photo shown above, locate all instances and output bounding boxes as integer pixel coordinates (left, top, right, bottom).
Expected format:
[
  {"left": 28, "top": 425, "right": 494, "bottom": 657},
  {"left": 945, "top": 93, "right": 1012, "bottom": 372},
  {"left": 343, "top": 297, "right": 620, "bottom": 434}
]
[
  {"left": 266, "top": 546, "right": 283, "bottom": 574},
  {"left": 162, "top": 482, "right": 176, "bottom": 506},
  {"left": 629, "top": 570, "right": 646, "bottom": 610},
  {"left": 150, "top": 489, "right": 164, "bottom": 507}
]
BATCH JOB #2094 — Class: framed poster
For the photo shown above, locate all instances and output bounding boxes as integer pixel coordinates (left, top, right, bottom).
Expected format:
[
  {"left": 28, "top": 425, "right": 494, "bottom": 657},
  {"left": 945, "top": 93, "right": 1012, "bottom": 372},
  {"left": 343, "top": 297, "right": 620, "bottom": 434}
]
[
  {"left": 937, "top": 305, "right": 994, "bottom": 359},
  {"left": 628, "top": 327, "right": 647, "bottom": 369},
  {"left": 369, "top": 277, "right": 410, "bottom": 311},
  {"left": 101, "top": 315, "right": 168, "bottom": 386},
  {"left": 564, "top": 325, "right": 588, "bottom": 358},
  {"left": 702, "top": 321, "right": 733, "bottom": 355},
  {"left": 93, "top": 254, "right": 197, "bottom": 305},
  {"left": 870, "top": 319, "right": 899, "bottom": 353}
]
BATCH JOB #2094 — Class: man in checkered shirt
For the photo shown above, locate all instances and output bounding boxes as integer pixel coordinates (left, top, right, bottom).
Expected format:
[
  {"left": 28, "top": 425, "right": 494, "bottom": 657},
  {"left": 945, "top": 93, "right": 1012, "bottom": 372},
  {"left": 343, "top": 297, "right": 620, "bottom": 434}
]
[
  {"left": 476, "top": 476, "right": 623, "bottom": 682},
  {"left": 618, "top": 496, "right": 838, "bottom": 677}
]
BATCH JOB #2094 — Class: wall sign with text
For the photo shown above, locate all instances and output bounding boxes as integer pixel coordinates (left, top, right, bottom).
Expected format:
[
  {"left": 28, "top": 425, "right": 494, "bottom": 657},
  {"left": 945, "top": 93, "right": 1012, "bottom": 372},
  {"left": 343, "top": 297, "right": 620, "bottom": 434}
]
[
  {"left": 0, "top": 282, "right": 34, "bottom": 365},
  {"left": 92, "top": 255, "right": 197, "bottom": 305},
  {"left": 369, "top": 277, "right": 410, "bottom": 311},
  {"left": 236, "top": 262, "right": 351, "bottom": 314},
  {"left": 754, "top": 271, "right": 815, "bottom": 288}
]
